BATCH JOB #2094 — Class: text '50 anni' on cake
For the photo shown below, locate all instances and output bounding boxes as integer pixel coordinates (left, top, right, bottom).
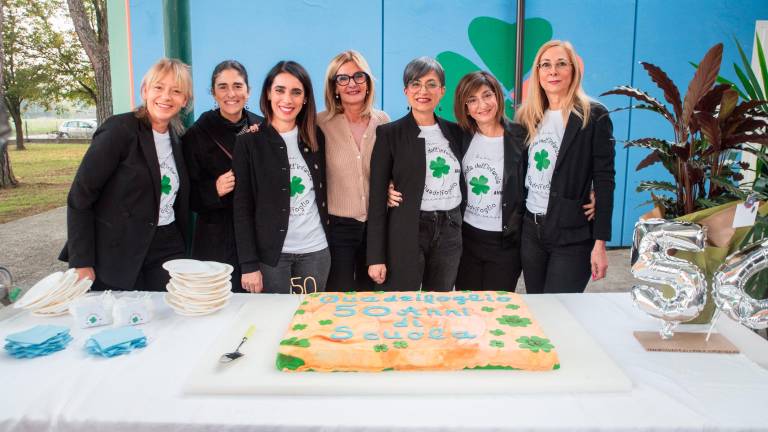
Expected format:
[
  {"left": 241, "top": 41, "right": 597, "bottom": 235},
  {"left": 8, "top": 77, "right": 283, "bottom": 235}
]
[{"left": 277, "top": 291, "right": 560, "bottom": 372}]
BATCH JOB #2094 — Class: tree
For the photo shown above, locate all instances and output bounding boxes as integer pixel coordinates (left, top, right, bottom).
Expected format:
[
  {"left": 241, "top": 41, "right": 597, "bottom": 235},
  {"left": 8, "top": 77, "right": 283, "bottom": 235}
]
[
  {"left": 0, "top": 0, "right": 18, "bottom": 187},
  {"left": 66, "top": 0, "right": 111, "bottom": 124}
]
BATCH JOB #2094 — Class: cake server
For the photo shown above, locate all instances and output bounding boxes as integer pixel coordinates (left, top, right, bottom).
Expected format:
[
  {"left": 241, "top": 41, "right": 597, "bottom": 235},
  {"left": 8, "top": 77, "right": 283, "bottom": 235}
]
[{"left": 220, "top": 325, "right": 255, "bottom": 363}]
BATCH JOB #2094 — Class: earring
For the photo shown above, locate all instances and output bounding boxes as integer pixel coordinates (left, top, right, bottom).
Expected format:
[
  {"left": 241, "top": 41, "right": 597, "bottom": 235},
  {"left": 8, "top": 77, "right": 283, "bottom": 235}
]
[
  {"left": 407, "top": 106, "right": 411, "bottom": 111},
  {"left": 335, "top": 94, "right": 340, "bottom": 99},
  {"left": 213, "top": 102, "right": 219, "bottom": 109},
  {"left": 245, "top": 104, "right": 249, "bottom": 110}
]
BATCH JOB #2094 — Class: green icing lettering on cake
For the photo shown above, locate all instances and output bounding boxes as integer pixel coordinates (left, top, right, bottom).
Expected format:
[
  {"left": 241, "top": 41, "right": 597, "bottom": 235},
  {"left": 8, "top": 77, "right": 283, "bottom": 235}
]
[
  {"left": 553, "top": 363, "right": 561, "bottom": 370},
  {"left": 481, "top": 306, "right": 494, "bottom": 313},
  {"left": 490, "top": 340, "right": 505, "bottom": 348},
  {"left": 373, "top": 344, "right": 388, "bottom": 352},
  {"left": 516, "top": 336, "right": 555, "bottom": 353},
  {"left": 497, "top": 315, "right": 531, "bottom": 327},
  {"left": 505, "top": 304, "right": 520, "bottom": 310},
  {"left": 280, "top": 337, "right": 310, "bottom": 348},
  {"left": 292, "top": 324, "right": 307, "bottom": 331},
  {"left": 489, "top": 329, "right": 505, "bottom": 336},
  {"left": 319, "top": 319, "right": 333, "bottom": 325},
  {"left": 393, "top": 341, "right": 408, "bottom": 349},
  {"left": 465, "top": 365, "right": 521, "bottom": 370},
  {"left": 276, "top": 353, "right": 305, "bottom": 371}
]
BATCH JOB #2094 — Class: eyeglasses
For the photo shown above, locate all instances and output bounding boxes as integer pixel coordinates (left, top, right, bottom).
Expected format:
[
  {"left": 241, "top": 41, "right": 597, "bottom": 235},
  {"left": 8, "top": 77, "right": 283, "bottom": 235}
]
[
  {"left": 335, "top": 71, "right": 368, "bottom": 86},
  {"left": 537, "top": 60, "right": 572, "bottom": 72},
  {"left": 466, "top": 91, "right": 496, "bottom": 108},
  {"left": 408, "top": 80, "right": 441, "bottom": 92}
]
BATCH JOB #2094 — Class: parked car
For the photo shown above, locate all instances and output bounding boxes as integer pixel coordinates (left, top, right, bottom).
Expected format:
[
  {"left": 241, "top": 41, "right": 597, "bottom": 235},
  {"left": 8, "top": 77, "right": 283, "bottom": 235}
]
[{"left": 58, "top": 119, "right": 97, "bottom": 139}]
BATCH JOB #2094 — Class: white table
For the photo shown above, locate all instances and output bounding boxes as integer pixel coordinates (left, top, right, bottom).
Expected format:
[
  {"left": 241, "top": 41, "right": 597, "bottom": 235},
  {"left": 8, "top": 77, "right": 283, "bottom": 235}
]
[{"left": 0, "top": 293, "right": 766, "bottom": 432}]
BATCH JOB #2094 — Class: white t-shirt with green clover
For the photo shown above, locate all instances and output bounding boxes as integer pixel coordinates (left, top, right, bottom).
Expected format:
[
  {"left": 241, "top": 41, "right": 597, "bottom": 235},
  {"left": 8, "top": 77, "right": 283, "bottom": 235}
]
[
  {"left": 419, "top": 124, "right": 461, "bottom": 211},
  {"left": 153, "top": 130, "right": 178, "bottom": 226},
  {"left": 462, "top": 132, "right": 504, "bottom": 231},
  {"left": 525, "top": 110, "right": 564, "bottom": 214},
  {"left": 280, "top": 127, "right": 328, "bottom": 254}
]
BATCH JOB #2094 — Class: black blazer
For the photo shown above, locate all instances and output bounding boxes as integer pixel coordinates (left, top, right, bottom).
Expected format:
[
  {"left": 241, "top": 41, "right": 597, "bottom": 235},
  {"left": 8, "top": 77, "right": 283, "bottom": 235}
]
[
  {"left": 367, "top": 111, "right": 464, "bottom": 290},
  {"left": 59, "top": 112, "right": 190, "bottom": 289},
  {"left": 522, "top": 102, "right": 615, "bottom": 244},
  {"left": 459, "top": 119, "right": 527, "bottom": 247},
  {"left": 232, "top": 125, "right": 329, "bottom": 274},
  {"left": 182, "top": 109, "right": 262, "bottom": 261}
]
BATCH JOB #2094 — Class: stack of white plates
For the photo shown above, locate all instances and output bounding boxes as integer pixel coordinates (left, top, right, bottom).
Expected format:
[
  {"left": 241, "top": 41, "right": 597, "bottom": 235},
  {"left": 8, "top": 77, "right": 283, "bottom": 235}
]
[
  {"left": 14, "top": 269, "right": 92, "bottom": 316},
  {"left": 162, "top": 259, "right": 233, "bottom": 316}
]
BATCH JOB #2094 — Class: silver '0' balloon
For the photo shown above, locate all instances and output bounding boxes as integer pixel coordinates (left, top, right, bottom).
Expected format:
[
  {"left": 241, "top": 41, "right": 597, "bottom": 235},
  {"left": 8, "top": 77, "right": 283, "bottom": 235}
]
[
  {"left": 712, "top": 238, "right": 768, "bottom": 330},
  {"left": 630, "top": 219, "right": 708, "bottom": 339}
]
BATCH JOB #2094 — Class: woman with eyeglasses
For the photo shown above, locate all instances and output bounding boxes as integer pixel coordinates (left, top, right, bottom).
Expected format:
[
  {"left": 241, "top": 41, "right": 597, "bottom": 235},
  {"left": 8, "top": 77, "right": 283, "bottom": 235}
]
[
  {"left": 515, "top": 40, "right": 615, "bottom": 293},
  {"left": 182, "top": 60, "right": 263, "bottom": 292},
  {"left": 233, "top": 60, "right": 330, "bottom": 294},
  {"left": 367, "top": 56, "right": 463, "bottom": 291},
  {"left": 318, "top": 51, "right": 390, "bottom": 292}
]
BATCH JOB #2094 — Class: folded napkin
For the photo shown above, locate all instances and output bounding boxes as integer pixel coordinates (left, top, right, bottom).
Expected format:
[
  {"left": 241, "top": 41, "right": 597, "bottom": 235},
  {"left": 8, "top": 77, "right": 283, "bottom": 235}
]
[
  {"left": 85, "top": 326, "right": 147, "bottom": 358},
  {"left": 70, "top": 291, "right": 115, "bottom": 328},
  {"left": 113, "top": 294, "right": 153, "bottom": 326},
  {"left": 4, "top": 325, "right": 72, "bottom": 359}
]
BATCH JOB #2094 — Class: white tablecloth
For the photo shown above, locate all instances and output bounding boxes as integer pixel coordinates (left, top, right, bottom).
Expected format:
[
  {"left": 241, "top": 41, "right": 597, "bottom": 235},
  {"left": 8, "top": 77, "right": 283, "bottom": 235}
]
[{"left": 0, "top": 292, "right": 766, "bottom": 432}]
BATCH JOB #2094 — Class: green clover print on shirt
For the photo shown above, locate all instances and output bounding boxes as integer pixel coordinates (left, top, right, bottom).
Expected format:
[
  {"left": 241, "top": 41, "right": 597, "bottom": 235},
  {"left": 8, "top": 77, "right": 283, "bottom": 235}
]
[
  {"left": 534, "top": 149, "right": 551, "bottom": 171},
  {"left": 470, "top": 175, "right": 490, "bottom": 195},
  {"left": 429, "top": 157, "right": 450, "bottom": 178},
  {"left": 160, "top": 175, "right": 171, "bottom": 195},
  {"left": 290, "top": 176, "right": 305, "bottom": 197}
]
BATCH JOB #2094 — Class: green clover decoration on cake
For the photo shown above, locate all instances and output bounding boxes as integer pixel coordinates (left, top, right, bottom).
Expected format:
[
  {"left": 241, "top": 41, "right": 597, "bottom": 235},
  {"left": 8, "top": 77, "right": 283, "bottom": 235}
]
[
  {"left": 489, "top": 329, "right": 505, "bottom": 336},
  {"left": 290, "top": 176, "right": 305, "bottom": 197},
  {"left": 516, "top": 336, "right": 554, "bottom": 353},
  {"left": 505, "top": 304, "right": 520, "bottom": 310},
  {"left": 292, "top": 324, "right": 307, "bottom": 331},
  {"left": 160, "top": 175, "right": 171, "bottom": 195},
  {"left": 319, "top": 319, "right": 333, "bottom": 325},
  {"left": 374, "top": 344, "right": 389, "bottom": 353},
  {"left": 490, "top": 340, "right": 505, "bottom": 348},
  {"left": 481, "top": 306, "right": 494, "bottom": 313},
  {"left": 280, "top": 337, "right": 310, "bottom": 348},
  {"left": 294, "top": 309, "right": 305, "bottom": 315},
  {"left": 497, "top": 315, "right": 531, "bottom": 327},
  {"left": 534, "top": 149, "right": 550, "bottom": 171},
  {"left": 393, "top": 341, "right": 408, "bottom": 349},
  {"left": 276, "top": 353, "right": 305, "bottom": 371},
  {"left": 429, "top": 157, "right": 450, "bottom": 178},
  {"left": 470, "top": 175, "right": 490, "bottom": 195}
]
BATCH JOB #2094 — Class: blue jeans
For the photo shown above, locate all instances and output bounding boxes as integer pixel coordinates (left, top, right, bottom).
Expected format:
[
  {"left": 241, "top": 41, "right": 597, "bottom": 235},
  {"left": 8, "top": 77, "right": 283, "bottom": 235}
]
[
  {"left": 260, "top": 248, "right": 331, "bottom": 294},
  {"left": 416, "top": 207, "right": 463, "bottom": 291}
]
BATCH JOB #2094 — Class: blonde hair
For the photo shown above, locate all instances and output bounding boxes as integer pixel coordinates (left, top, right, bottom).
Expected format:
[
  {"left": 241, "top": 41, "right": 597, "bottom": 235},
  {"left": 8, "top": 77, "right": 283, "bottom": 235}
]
[
  {"left": 135, "top": 58, "right": 193, "bottom": 135},
  {"left": 515, "top": 40, "right": 591, "bottom": 144},
  {"left": 323, "top": 50, "right": 376, "bottom": 118}
]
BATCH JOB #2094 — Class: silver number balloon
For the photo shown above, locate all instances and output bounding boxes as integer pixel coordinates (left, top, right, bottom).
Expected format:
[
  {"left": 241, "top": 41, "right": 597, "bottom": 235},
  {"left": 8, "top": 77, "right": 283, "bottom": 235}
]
[
  {"left": 712, "top": 238, "right": 768, "bottom": 329},
  {"left": 630, "top": 219, "right": 708, "bottom": 339}
]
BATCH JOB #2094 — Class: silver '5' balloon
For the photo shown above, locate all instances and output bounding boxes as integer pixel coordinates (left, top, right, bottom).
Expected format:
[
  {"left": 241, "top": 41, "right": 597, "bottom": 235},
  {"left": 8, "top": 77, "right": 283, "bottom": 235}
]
[
  {"left": 630, "top": 219, "right": 708, "bottom": 339},
  {"left": 712, "top": 238, "right": 768, "bottom": 330}
]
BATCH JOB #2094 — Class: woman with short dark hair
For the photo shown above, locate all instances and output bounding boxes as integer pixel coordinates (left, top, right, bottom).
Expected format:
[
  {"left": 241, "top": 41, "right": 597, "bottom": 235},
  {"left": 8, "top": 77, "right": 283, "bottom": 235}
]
[{"left": 233, "top": 60, "right": 330, "bottom": 294}]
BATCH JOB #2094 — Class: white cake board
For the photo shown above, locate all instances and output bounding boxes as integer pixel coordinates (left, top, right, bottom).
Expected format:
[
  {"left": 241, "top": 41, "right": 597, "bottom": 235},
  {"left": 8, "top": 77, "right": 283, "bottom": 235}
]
[{"left": 183, "top": 294, "right": 632, "bottom": 395}]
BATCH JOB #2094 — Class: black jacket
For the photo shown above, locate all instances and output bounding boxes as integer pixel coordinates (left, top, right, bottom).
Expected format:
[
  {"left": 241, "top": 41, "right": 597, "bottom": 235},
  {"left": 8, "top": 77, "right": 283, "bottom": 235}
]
[
  {"left": 367, "top": 111, "right": 464, "bottom": 290},
  {"left": 182, "top": 109, "right": 262, "bottom": 262},
  {"left": 459, "top": 119, "right": 527, "bottom": 247},
  {"left": 59, "top": 112, "right": 190, "bottom": 289},
  {"left": 523, "top": 102, "right": 615, "bottom": 244},
  {"left": 232, "top": 125, "right": 328, "bottom": 273}
]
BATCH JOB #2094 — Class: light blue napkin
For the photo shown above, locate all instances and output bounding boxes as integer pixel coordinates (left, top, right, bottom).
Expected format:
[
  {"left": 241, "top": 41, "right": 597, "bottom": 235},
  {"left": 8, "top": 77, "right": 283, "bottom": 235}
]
[
  {"left": 85, "top": 326, "right": 147, "bottom": 358},
  {"left": 5, "top": 325, "right": 69, "bottom": 345},
  {"left": 4, "top": 325, "right": 72, "bottom": 359}
]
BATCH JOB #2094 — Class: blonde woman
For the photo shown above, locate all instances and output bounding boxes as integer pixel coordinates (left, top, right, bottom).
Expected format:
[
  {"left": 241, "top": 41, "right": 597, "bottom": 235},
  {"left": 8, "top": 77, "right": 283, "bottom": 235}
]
[
  {"left": 515, "top": 40, "right": 615, "bottom": 294},
  {"left": 61, "top": 58, "right": 193, "bottom": 291},
  {"left": 318, "top": 50, "right": 390, "bottom": 292}
]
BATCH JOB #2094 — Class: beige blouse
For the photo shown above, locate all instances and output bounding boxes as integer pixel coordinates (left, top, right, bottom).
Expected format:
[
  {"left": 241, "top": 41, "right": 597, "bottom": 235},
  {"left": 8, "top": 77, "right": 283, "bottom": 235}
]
[{"left": 318, "top": 109, "right": 391, "bottom": 221}]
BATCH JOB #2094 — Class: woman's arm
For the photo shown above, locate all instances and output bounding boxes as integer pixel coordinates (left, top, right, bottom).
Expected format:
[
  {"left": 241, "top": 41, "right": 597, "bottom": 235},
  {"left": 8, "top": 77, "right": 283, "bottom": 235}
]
[
  {"left": 181, "top": 129, "right": 225, "bottom": 212},
  {"left": 366, "top": 125, "right": 394, "bottom": 269},
  {"left": 590, "top": 107, "right": 616, "bottom": 280},
  {"left": 232, "top": 135, "right": 261, "bottom": 274}
]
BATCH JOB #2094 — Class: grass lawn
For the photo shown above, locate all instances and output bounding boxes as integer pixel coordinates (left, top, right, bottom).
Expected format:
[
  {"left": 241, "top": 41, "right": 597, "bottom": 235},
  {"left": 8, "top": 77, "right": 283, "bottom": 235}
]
[
  {"left": 10, "top": 118, "right": 63, "bottom": 136},
  {"left": 0, "top": 143, "right": 88, "bottom": 224}
]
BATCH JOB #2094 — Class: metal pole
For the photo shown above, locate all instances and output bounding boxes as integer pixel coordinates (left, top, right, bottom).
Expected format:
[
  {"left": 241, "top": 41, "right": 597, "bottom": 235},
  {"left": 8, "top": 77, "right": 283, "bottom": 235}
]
[
  {"left": 162, "top": 0, "right": 193, "bottom": 127},
  {"left": 514, "top": 0, "right": 525, "bottom": 108}
]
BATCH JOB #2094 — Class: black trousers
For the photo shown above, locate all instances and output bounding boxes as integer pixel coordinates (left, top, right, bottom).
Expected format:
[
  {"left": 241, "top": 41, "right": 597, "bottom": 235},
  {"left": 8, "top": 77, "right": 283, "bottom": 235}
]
[
  {"left": 520, "top": 211, "right": 593, "bottom": 294},
  {"left": 415, "top": 207, "right": 463, "bottom": 292},
  {"left": 93, "top": 223, "right": 186, "bottom": 292},
  {"left": 455, "top": 223, "right": 521, "bottom": 291},
  {"left": 326, "top": 215, "right": 375, "bottom": 292}
]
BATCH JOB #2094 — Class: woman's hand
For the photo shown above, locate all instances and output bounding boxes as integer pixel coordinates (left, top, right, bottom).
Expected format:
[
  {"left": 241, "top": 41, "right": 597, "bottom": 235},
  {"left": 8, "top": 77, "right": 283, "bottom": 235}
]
[
  {"left": 590, "top": 240, "right": 608, "bottom": 281},
  {"left": 216, "top": 170, "right": 236, "bottom": 197},
  {"left": 248, "top": 123, "right": 260, "bottom": 133},
  {"left": 241, "top": 271, "right": 263, "bottom": 293},
  {"left": 387, "top": 182, "right": 403, "bottom": 208},
  {"left": 75, "top": 267, "right": 95, "bottom": 283},
  {"left": 583, "top": 191, "right": 596, "bottom": 221},
  {"left": 368, "top": 264, "right": 387, "bottom": 284}
]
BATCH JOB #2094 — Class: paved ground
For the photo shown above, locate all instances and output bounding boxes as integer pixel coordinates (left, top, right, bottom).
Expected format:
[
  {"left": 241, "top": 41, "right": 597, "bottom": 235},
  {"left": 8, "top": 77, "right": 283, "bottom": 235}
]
[{"left": 0, "top": 207, "right": 634, "bottom": 297}]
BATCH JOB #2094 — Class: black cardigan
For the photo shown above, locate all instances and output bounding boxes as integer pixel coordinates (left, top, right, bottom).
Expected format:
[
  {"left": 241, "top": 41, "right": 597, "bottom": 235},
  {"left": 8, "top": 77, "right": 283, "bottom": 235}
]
[
  {"left": 367, "top": 111, "right": 464, "bottom": 290},
  {"left": 459, "top": 118, "right": 527, "bottom": 247},
  {"left": 232, "top": 125, "right": 329, "bottom": 273},
  {"left": 522, "top": 102, "right": 616, "bottom": 244},
  {"left": 59, "top": 112, "right": 190, "bottom": 289}
]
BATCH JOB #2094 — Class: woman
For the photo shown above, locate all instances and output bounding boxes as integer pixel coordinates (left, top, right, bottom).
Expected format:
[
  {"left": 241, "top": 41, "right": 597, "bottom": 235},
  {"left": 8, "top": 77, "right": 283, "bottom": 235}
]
[
  {"left": 515, "top": 40, "right": 615, "bottom": 293},
  {"left": 182, "top": 60, "right": 263, "bottom": 292},
  {"left": 367, "top": 56, "right": 463, "bottom": 292},
  {"left": 318, "top": 50, "right": 390, "bottom": 292},
  {"left": 233, "top": 61, "right": 330, "bottom": 294},
  {"left": 60, "top": 58, "right": 193, "bottom": 291}
]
